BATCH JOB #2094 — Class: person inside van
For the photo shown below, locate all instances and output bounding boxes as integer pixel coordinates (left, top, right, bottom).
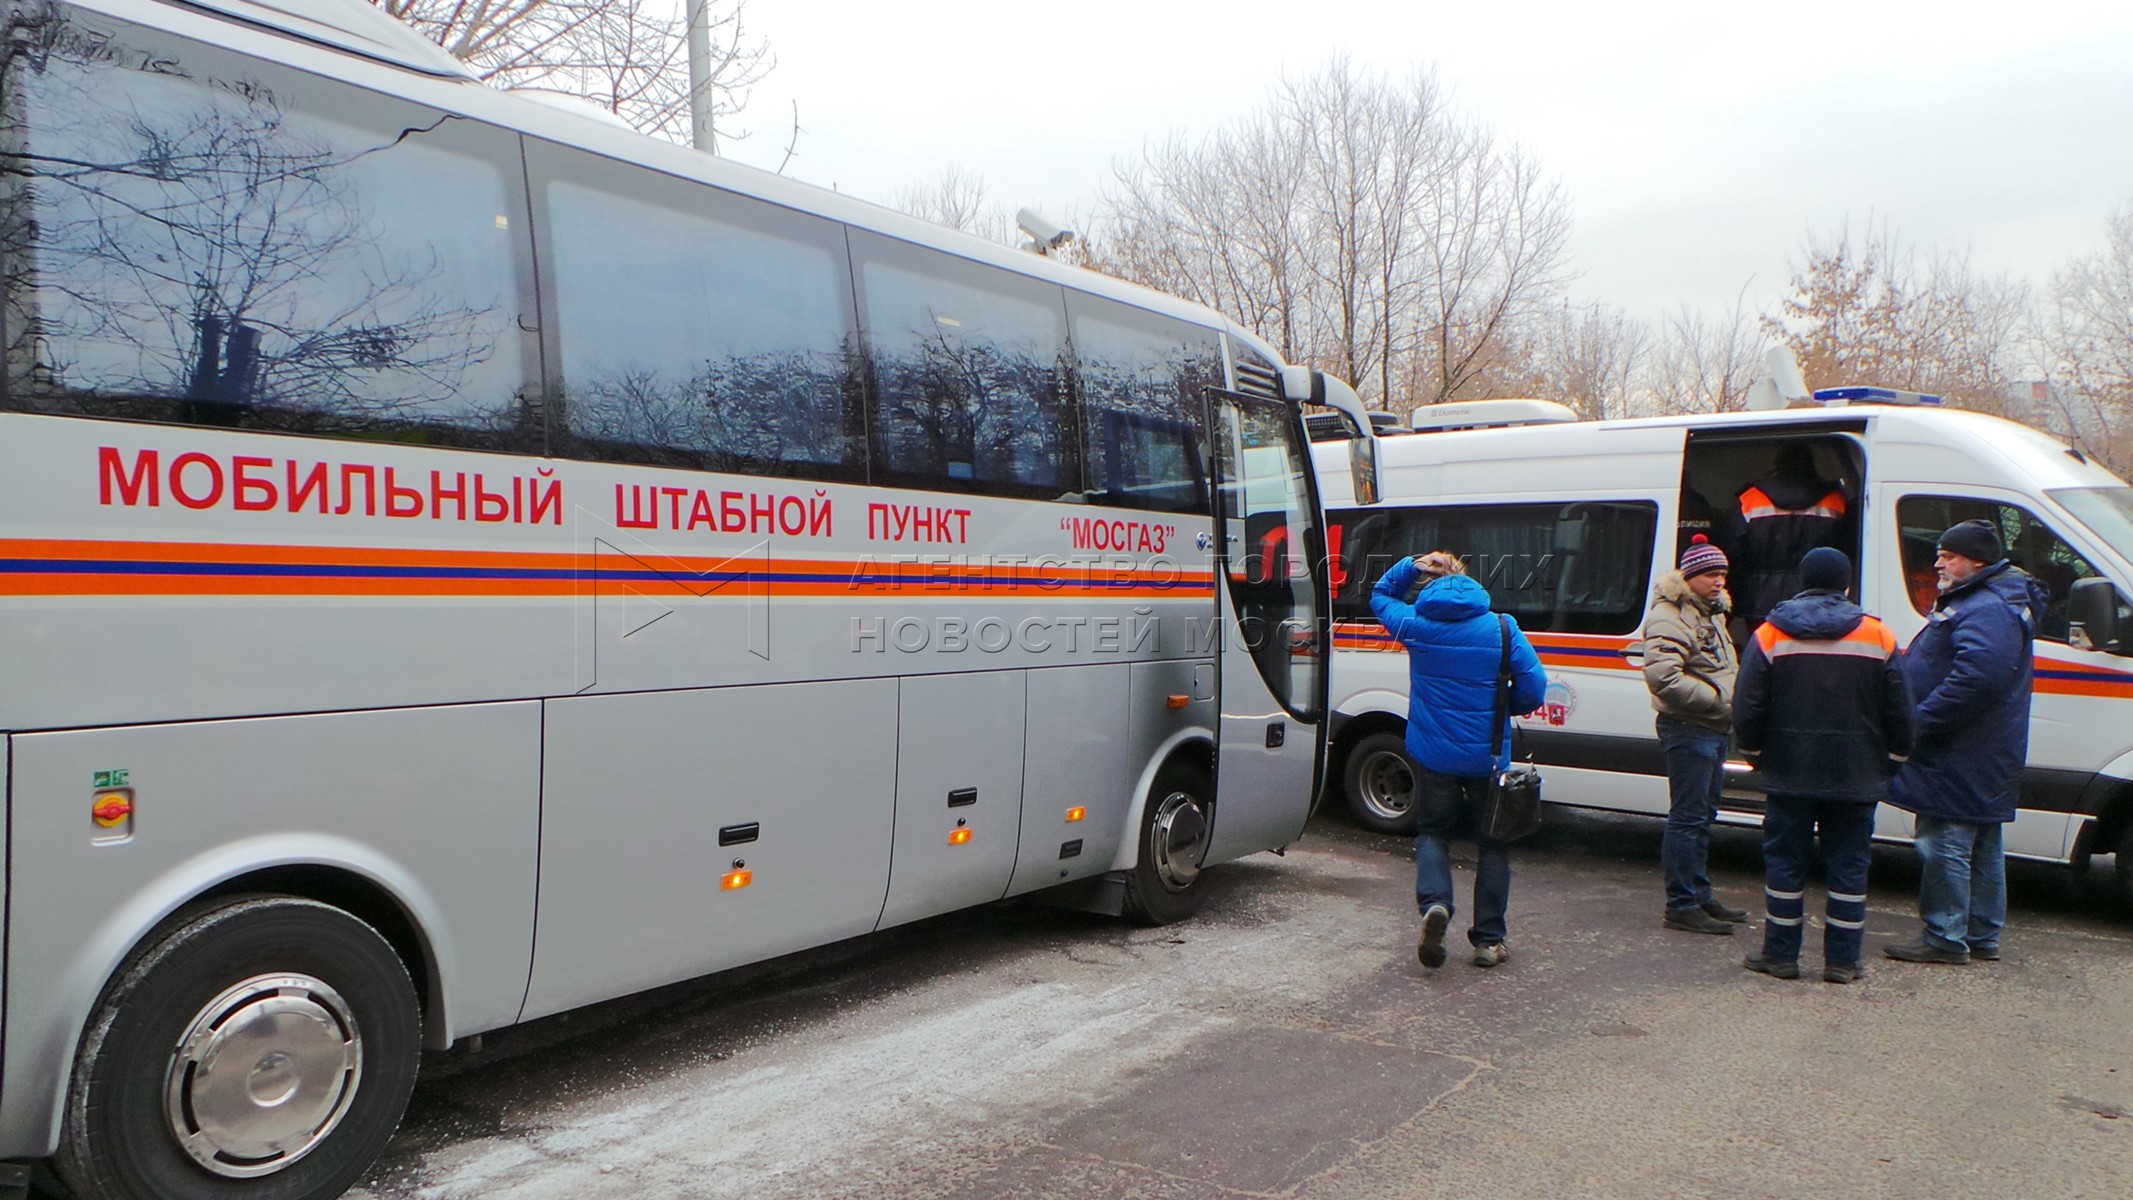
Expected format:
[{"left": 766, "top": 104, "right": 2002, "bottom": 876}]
[
  {"left": 1369, "top": 551, "right": 1547, "bottom": 971},
  {"left": 1728, "top": 444, "right": 1848, "bottom": 635},
  {"left": 1642, "top": 535, "right": 1749, "bottom": 935}
]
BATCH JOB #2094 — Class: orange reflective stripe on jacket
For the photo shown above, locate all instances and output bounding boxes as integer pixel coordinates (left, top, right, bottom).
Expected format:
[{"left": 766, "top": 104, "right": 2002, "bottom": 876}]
[
  {"left": 1738, "top": 485, "right": 1847, "bottom": 522},
  {"left": 1754, "top": 615, "right": 1897, "bottom": 661}
]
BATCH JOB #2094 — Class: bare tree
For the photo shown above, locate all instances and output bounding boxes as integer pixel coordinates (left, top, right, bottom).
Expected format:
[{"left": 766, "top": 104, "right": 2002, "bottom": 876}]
[
  {"left": 1093, "top": 60, "right": 1570, "bottom": 413},
  {"left": 1646, "top": 292, "right": 1763, "bottom": 415},
  {"left": 1514, "top": 300, "right": 1652, "bottom": 420},
  {"left": 1762, "top": 220, "right": 2029, "bottom": 413},
  {"left": 374, "top": 0, "right": 772, "bottom": 145},
  {"left": 1094, "top": 118, "right": 1312, "bottom": 360},
  {"left": 889, "top": 166, "right": 1014, "bottom": 243},
  {"left": 2039, "top": 201, "right": 2133, "bottom": 473}
]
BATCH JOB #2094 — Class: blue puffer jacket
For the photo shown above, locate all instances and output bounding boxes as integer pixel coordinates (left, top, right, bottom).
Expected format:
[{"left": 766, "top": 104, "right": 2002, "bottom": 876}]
[
  {"left": 1370, "top": 559, "right": 1547, "bottom": 777},
  {"left": 1889, "top": 561, "right": 2049, "bottom": 823}
]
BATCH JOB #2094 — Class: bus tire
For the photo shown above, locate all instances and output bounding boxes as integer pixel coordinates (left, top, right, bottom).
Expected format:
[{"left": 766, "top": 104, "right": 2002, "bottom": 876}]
[
  {"left": 55, "top": 896, "right": 421, "bottom": 1200},
  {"left": 1342, "top": 731, "right": 1419, "bottom": 836},
  {"left": 1123, "top": 760, "right": 1213, "bottom": 926}
]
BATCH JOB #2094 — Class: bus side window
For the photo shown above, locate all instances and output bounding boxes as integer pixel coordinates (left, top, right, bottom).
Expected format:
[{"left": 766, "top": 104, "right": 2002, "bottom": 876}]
[
  {"left": 1067, "top": 295, "right": 1216, "bottom": 515},
  {"left": 852, "top": 232, "right": 1080, "bottom": 499},
  {"left": 4, "top": 25, "right": 532, "bottom": 449}
]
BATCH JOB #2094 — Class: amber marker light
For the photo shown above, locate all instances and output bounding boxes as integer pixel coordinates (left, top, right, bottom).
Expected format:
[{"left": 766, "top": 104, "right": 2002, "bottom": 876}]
[
  {"left": 1065, "top": 807, "right": 1086, "bottom": 823},
  {"left": 1166, "top": 694, "right": 1190, "bottom": 709},
  {"left": 948, "top": 827, "right": 973, "bottom": 845},
  {"left": 92, "top": 793, "right": 133, "bottom": 828},
  {"left": 720, "top": 867, "right": 753, "bottom": 890}
]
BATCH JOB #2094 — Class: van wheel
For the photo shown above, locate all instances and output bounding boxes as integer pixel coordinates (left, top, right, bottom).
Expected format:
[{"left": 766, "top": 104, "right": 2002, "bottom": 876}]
[
  {"left": 2115, "top": 825, "right": 2133, "bottom": 911},
  {"left": 1342, "top": 731, "right": 1419, "bottom": 835},
  {"left": 55, "top": 896, "right": 421, "bottom": 1200},
  {"left": 1123, "top": 760, "right": 1212, "bottom": 926}
]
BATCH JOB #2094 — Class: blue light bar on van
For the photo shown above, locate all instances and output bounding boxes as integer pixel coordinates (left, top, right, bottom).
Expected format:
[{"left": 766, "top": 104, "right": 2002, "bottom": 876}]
[{"left": 1811, "top": 386, "right": 1944, "bottom": 406}]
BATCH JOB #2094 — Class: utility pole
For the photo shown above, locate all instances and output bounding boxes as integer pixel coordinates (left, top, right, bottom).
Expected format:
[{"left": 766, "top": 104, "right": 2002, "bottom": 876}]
[{"left": 686, "top": 0, "right": 716, "bottom": 154}]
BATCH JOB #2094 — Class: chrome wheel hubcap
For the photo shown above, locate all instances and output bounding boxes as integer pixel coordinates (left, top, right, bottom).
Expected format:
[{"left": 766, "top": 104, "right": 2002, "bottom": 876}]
[
  {"left": 165, "top": 973, "right": 363, "bottom": 1177},
  {"left": 1149, "top": 789, "right": 1209, "bottom": 892}
]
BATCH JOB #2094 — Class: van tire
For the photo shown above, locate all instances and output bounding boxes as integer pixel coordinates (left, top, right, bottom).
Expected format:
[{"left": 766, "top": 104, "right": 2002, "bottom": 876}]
[
  {"left": 1343, "top": 731, "right": 1420, "bottom": 835},
  {"left": 1123, "top": 760, "right": 1212, "bottom": 926},
  {"left": 55, "top": 896, "right": 421, "bottom": 1200},
  {"left": 2114, "top": 824, "right": 2133, "bottom": 911}
]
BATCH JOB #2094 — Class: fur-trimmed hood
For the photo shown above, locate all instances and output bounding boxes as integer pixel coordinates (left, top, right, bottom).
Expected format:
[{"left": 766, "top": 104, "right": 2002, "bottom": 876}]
[{"left": 1651, "top": 568, "right": 1732, "bottom": 615}]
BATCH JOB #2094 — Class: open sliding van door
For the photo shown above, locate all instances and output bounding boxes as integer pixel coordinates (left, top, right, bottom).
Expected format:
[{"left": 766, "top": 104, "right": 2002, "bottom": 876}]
[{"left": 1205, "top": 389, "right": 1329, "bottom": 861}]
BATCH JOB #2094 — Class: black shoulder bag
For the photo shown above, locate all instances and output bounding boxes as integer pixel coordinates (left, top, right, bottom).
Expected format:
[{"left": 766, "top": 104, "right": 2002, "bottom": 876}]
[{"left": 1480, "top": 613, "right": 1544, "bottom": 843}]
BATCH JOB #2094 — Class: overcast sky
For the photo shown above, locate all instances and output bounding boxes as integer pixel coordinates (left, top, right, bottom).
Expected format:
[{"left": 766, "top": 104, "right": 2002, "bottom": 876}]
[{"left": 718, "top": 0, "right": 2133, "bottom": 326}]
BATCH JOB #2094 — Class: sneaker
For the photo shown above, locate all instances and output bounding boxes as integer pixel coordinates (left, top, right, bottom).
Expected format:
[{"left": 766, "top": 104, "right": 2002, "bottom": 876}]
[
  {"left": 1417, "top": 904, "right": 1450, "bottom": 969},
  {"left": 1702, "top": 900, "right": 1750, "bottom": 924},
  {"left": 1970, "top": 944, "right": 2001, "bottom": 962},
  {"left": 1742, "top": 951, "right": 1800, "bottom": 979},
  {"left": 1882, "top": 939, "right": 1969, "bottom": 965},
  {"left": 1473, "top": 942, "right": 1509, "bottom": 969},
  {"left": 1664, "top": 907, "right": 1737, "bottom": 935},
  {"left": 1823, "top": 962, "right": 1865, "bottom": 984}
]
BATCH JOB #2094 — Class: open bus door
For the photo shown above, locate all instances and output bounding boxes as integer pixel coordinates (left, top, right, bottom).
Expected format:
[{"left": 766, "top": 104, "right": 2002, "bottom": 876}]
[{"left": 1205, "top": 388, "right": 1332, "bottom": 861}]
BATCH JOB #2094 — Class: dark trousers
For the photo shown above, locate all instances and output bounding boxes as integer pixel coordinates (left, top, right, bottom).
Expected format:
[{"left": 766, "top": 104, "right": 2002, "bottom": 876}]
[
  {"left": 1412, "top": 766, "right": 1511, "bottom": 947},
  {"left": 1656, "top": 715, "right": 1729, "bottom": 911},
  {"left": 1760, "top": 795, "right": 1876, "bottom": 967}
]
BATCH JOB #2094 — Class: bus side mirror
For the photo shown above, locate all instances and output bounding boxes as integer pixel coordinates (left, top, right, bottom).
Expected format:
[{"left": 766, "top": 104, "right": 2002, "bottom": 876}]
[
  {"left": 1349, "top": 435, "right": 1379, "bottom": 506},
  {"left": 2068, "top": 576, "right": 2124, "bottom": 654}
]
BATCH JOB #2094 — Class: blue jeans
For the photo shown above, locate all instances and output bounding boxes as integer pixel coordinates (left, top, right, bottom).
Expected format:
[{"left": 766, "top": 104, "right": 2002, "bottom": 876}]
[
  {"left": 1913, "top": 816, "right": 2006, "bottom": 953},
  {"left": 1656, "top": 715, "right": 1729, "bottom": 911},
  {"left": 1760, "top": 796, "right": 1876, "bottom": 967},
  {"left": 1413, "top": 766, "right": 1511, "bottom": 947}
]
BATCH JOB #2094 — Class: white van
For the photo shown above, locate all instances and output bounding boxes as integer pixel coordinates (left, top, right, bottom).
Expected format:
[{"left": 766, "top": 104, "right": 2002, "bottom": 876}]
[{"left": 1315, "top": 396, "right": 2133, "bottom": 902}]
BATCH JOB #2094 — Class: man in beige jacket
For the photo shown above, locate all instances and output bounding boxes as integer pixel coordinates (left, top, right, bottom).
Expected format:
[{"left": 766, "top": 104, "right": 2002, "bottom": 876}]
[{"left": 1642, "top": 535, "right": 1748, "bottom": 935}]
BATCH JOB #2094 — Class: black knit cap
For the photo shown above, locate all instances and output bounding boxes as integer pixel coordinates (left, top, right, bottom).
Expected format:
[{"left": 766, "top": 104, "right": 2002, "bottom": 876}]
[
  {"left": 1937, "top": 519, "right": 2004, "bottom": 565},
  {"left": 1799, "top": 546, "right": 1851, "bottom": 592}
]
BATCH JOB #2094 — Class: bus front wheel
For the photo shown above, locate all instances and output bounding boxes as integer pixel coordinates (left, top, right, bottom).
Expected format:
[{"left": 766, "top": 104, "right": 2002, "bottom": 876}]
[
  {"left": 1123, "top": 760, "right": 1212, "bottom": 925},
  {"left": 55, "top": 896, "right": 421, "bottom": 1200}
]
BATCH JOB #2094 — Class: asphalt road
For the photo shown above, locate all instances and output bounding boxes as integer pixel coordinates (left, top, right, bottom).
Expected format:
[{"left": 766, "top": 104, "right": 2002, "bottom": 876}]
[
  {"left": 41, "top": 807, "right": 2132, "bottom": 1199},
  {"left": 325, "top": 807, "right": 2133, "bottom": 1200}
]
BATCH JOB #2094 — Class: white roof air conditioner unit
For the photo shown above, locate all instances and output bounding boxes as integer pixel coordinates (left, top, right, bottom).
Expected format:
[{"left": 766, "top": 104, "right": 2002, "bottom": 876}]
[{"left": 1407, "top": 398, "right": 1580, "bottom": 433}]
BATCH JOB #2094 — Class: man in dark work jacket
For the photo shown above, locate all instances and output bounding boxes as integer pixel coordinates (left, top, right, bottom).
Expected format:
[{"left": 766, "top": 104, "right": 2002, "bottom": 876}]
[
  {"left": 1728, "top": 444, "right": 1847, "bottom": 634},
  {"left": 1734, "top": 548, "right": 1914, "bottom": 984}
]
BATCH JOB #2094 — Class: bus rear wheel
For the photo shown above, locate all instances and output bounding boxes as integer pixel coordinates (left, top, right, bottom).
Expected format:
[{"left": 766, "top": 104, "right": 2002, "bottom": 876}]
[
  {"left": 55, "top": 896, "right": 421, "bottom": 1200},
  {"left": 1342, "top": 731, "right": 1420, "bottom": 835},
  {"left": 1123, "top": 760, "right": 1212, "bottom": 926}
]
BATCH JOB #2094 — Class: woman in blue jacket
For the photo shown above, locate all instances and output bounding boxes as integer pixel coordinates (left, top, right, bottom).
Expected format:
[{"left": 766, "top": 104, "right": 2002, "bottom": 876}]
[{"left": 1371, "top": 552, "right": 1548, "bottom": 970}]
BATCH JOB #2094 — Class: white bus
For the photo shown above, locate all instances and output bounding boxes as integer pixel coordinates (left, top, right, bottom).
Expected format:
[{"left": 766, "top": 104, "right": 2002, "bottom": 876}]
[
  {"left": 1314, "top": 396, "right": 2133, "bottom": 902},
  {"left": 0, "top": 2, "right": 1368, "bottom": 1196}
]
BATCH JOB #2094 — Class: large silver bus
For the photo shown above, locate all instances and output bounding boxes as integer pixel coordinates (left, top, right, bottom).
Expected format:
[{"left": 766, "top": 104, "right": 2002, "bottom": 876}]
[{"left": 0, "top": 1, "right": 1364, "bottom": 1195}]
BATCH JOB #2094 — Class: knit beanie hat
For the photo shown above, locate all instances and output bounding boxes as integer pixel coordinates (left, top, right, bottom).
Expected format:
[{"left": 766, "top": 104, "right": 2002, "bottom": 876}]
[
  {"left": 1799, "top": 546, "right": 1851, "bottom": 592},
  {"left": 1937, "top": 519, "right": 2004, "bottom": 565},
  {"left": 1678, "top": 534, "right": 1728, "bottom": 580}
]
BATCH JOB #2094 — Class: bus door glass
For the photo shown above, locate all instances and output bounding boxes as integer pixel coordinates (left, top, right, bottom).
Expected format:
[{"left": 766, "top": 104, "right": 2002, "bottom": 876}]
[{"left": 1206, "top": 389, "right": 1326, "bottom": 859}]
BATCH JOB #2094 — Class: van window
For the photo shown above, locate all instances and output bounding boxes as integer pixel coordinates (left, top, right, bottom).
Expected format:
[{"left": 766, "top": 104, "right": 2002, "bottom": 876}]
[
  {"left": 1331, "top": 501, "right": 1658, "bottom": 635},
  {"left": 1895, "top": 495, "right": 2101, "bottom": 641}
]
